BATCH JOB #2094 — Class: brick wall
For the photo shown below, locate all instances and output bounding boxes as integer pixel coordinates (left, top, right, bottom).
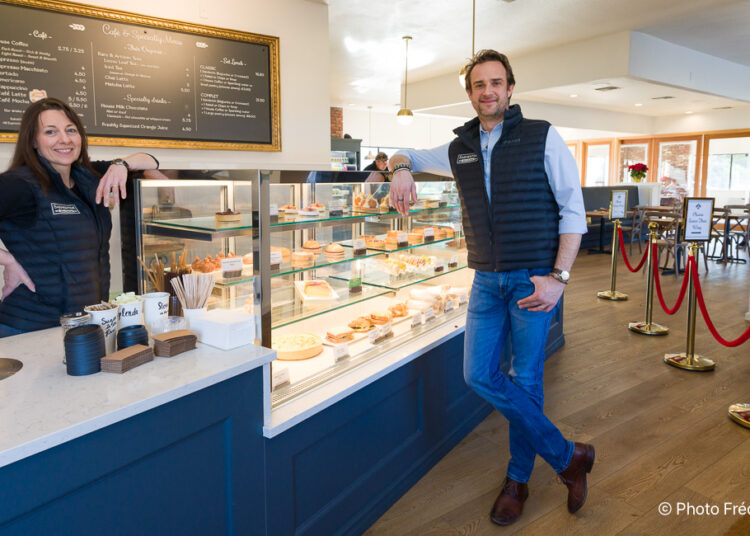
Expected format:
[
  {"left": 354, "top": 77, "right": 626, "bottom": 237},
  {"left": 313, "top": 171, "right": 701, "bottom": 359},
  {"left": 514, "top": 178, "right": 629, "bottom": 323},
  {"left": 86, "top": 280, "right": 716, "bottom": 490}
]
[
  {"left": 660, "top": 143, "right": 691, "bottom": 182},
  {"left": 330, "top": 107, "right": 343, "bottom": 138}
]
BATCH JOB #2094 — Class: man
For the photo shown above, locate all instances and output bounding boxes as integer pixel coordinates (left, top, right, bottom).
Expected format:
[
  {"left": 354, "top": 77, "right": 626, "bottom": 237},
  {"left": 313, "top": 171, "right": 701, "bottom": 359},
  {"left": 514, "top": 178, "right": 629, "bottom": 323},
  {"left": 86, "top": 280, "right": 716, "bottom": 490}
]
[
  {"left": 364, "top": 151, "right": 389, "bottom": 172},
  {"left": 388, "top": 50, "right": 594, "bottom": 526},
  {"left": 363, "top": 152, "right": 392, "bottom": 183}
]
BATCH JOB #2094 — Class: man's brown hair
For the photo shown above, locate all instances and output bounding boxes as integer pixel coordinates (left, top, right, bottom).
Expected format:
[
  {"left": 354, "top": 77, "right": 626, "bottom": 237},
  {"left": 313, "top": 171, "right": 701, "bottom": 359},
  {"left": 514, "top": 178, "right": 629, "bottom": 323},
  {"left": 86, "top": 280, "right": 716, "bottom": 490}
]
[{"left": 463, "top": 49, "right": 516, "bottom": 91}]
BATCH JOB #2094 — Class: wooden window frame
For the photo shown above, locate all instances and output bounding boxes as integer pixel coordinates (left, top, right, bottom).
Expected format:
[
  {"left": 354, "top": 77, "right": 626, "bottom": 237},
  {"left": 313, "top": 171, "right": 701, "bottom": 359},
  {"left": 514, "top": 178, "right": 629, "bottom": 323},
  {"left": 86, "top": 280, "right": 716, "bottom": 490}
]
[
  {"left": 581, "top": 139, "right": 615, "bottom": 187},
  {"left": 616, "top": 138, "right": 654, "bottom": 184},
  {"left": 700, "top": 129, "right": 750, "bottom": 197},
  {"left": 652, "top": 134, "right": 704, "bottom": 196}
]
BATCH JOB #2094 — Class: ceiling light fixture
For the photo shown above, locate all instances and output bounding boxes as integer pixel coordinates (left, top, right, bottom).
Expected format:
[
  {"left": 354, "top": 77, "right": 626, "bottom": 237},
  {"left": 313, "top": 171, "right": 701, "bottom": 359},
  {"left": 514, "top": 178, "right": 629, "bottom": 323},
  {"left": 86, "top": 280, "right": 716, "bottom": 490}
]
[
  {"left": 569, "top": 94, "right": 578, "bottom": 98},
  {"left": 458, "top": 0, "right": 476, "bottom": 88},
  {"left": 397, "top": 36, "right": 414, "bottom": 126},
  {"left": 365, "top": 106, "right": 376, "bottom": 159},
  {"left": 634, "top": 103, "right": 643, "bottom": 107},
  {"left": 685, "top": 111, "right": 694, "bottom": 114}
]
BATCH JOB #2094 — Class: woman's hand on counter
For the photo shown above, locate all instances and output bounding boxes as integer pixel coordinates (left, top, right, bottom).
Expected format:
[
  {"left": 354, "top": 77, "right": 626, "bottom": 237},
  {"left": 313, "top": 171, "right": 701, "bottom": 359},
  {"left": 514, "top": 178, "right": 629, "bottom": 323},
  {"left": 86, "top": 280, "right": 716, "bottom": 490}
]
[
  {"left": 95, "top": 153, "right": 159, "bottom": 207},
  {"left": 1, "top": 250, "right": 35, "bottom": 298},
  {"left": 96, "top": 163, "right": 128, "bottom": 208}
]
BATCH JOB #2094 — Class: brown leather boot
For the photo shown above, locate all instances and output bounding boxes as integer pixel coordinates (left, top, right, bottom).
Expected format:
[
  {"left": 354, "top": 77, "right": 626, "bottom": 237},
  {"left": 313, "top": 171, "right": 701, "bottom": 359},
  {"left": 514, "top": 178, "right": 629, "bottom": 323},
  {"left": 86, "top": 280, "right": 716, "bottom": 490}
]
[
  {"left": 490, "top": 477, "right": 529, "bottom": 526},
  {"left": 558, "top": 442, "right": 595, "bottom": 513}
]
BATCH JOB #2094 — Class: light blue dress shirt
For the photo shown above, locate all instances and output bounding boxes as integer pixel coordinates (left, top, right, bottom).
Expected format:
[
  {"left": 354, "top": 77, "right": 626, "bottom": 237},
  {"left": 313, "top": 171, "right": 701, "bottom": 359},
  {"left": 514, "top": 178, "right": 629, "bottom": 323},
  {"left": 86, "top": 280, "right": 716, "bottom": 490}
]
[{"left": 395, "top": 123, "right": 588, "bottom": 235}]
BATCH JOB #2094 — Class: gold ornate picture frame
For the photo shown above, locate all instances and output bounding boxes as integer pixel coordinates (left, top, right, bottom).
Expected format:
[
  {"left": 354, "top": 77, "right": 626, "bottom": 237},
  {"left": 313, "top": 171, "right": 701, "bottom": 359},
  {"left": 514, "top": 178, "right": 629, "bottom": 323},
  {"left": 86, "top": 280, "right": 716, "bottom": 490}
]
[{"left": 0, "top": 0, "right": 281, "bottom": 151}]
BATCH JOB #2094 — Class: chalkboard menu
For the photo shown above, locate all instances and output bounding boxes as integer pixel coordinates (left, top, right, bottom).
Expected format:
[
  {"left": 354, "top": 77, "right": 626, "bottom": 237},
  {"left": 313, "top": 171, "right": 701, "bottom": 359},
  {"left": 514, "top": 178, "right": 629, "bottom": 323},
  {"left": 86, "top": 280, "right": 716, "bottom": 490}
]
[{"left": 0, "top": 0, "right": 281, "bottom": 151}]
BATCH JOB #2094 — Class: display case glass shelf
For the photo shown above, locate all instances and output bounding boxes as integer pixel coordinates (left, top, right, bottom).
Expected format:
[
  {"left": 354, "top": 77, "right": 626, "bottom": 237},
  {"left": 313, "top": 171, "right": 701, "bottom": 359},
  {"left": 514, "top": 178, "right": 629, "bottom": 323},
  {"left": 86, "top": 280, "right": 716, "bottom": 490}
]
[
  {"left": 148, "top": 205, "right": 462, "bottom": 240},
  {"left": 330, "top": 257, "right": 468, "bottom": 290},
  {"left": 271, "top": 278, "right": 392, "bottom": 329},
  {"left": 214, "top": 273, "right": 254, "bottom": 288},
  {"left": 339, "top": 235, "right": 458, "bottom": 252},
  {"left": 151, "top": 214, "right": 254, "bottom": 232},
  {"left": 269, "top": 248, "right": 387, "bottom": 278}
]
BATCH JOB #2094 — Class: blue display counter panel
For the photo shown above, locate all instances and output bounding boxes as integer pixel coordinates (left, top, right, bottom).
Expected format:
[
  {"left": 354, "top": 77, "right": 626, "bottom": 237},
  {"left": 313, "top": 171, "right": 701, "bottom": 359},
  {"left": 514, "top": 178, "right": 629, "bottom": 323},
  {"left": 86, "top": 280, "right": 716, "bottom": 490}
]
[{"left": 0, "top": 369, "right": 267, "bottom": 536}]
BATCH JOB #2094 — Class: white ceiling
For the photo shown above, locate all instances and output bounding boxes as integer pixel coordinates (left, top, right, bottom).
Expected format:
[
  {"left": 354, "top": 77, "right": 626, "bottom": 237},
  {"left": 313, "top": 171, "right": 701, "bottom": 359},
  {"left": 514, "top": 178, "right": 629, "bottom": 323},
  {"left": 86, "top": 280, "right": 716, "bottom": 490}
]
[
  {"left": 327, "top": 0, "right": 750, "bottom": 116},
  {"left": 520, "top": 77, "right": 747, "bottom": 116}
]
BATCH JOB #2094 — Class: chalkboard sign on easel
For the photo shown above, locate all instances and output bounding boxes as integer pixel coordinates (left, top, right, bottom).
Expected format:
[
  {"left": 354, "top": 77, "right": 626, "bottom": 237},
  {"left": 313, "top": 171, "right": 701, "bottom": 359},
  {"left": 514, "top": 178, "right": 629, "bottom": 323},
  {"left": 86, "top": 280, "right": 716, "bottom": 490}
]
[{"left": 0, "top": 0, "right": 280, "bottom": 151}]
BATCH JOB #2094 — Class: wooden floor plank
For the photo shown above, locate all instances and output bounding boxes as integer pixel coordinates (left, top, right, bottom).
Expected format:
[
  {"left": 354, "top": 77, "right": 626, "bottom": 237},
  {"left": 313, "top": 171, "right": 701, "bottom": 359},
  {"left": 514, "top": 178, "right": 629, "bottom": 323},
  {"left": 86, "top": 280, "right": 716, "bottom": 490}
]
[{"left": 366, "top": 251, "right": 750, "bottom": 535}]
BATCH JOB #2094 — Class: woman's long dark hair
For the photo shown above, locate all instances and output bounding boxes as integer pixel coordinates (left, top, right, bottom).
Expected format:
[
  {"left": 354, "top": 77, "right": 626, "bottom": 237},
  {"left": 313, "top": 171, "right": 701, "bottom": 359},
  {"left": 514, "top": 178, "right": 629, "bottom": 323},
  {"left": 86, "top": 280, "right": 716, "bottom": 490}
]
[{"left": 8, "top": 97, "right": 98, "bottom": 192}]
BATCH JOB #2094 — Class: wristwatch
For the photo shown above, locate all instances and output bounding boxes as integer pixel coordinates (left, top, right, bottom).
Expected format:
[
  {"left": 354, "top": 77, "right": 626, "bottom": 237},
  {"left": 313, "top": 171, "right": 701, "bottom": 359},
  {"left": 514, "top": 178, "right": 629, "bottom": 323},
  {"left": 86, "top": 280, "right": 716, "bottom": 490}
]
[
  {"left": 111, "top": 158, "right": 130, "bottom": 171},
  {"left": 549, "top": 268, "right": 570, "bottom": 284},
  {"left": 391, "top": 163, "right": 412, "bottom": 174}
]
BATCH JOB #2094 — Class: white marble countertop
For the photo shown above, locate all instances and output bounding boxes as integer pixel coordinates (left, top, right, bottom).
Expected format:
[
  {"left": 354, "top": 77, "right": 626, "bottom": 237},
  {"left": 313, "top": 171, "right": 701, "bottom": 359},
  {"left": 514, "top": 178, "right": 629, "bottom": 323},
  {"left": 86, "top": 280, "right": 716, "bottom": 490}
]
[{"left": 0, "top": 327, "right": 275, "bottom": 468}]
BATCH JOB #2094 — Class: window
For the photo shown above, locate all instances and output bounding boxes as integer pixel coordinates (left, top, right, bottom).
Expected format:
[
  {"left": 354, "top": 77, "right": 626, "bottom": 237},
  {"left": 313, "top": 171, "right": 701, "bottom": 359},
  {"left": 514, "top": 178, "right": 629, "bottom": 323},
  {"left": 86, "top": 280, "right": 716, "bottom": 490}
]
[
  {"left": 584, "top": 144, "right": 610, "bottom": 186},
  {"left": 705, "top": 136, "right": 750, "bottom": 204},
  {"left": 619, "top": 143, "right": 649, "bottom": 183}
]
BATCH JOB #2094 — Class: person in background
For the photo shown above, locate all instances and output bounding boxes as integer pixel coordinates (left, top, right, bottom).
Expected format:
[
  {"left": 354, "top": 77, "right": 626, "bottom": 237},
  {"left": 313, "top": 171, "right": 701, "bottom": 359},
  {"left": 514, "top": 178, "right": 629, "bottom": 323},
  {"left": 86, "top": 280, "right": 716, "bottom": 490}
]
[
  {"left": 0, "top": 97, "right": 159, "bottom": 337},
  {"left": 388, "top": 50, "right": 593, "bottom": 526},
  {"left": 364, "top": 152, "right": 392, "bottom": 183},
  {"left": 659, "top": 176, "right": 687, "bottom": 206}
]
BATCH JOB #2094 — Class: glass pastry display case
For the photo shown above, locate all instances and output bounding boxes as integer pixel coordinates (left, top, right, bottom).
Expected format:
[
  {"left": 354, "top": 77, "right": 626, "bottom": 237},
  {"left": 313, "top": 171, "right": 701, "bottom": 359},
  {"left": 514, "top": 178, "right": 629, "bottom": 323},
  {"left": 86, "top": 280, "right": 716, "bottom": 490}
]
[{"left": 134, "top": 170, "right": 470, "bottom": 407}]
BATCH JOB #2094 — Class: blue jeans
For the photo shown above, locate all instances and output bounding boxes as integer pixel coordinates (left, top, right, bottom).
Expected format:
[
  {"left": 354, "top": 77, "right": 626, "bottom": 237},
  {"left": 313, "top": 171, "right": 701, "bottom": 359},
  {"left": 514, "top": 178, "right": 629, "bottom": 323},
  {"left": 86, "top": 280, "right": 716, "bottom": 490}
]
[
  {"left": 0, "top": 323, "right": 26, "bottom": 338},
  {"left": 464, "top": 269, "right": 574, "bottom": 483}
]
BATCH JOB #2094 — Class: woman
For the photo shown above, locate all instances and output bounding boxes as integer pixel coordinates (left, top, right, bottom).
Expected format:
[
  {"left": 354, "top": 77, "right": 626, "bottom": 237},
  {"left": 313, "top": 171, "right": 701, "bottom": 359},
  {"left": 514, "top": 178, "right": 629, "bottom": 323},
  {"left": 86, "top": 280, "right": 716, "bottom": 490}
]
[{"left": 0, "top": 97, "right": 158, "bottom": 337}]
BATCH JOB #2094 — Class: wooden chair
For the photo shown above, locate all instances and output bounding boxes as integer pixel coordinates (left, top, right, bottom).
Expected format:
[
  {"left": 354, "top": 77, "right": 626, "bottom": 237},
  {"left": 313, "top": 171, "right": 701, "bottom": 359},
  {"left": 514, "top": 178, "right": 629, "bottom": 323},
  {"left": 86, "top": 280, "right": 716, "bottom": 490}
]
[
  {"left": 644, "top": 208, "right": 708, "bottom": 277},
  {"left": 645, "top": 210, "right": 681, "bottom": 278},
  {"left": 621, "top": 205, "right": 646, "bottom": 255},
  {"left": 708, "top": 208, "right": 727, "bottom": 260},
  {"left": 724, "top": 204, "right": 750, "bottom": 262}
]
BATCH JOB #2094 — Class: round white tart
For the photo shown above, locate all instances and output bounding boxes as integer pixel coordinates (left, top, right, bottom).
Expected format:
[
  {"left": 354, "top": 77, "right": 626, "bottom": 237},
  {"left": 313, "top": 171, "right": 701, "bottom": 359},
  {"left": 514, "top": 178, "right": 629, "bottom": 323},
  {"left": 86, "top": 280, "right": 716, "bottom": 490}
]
[{"left": 273, "top": 333, "right": 324, "bottom": 361}]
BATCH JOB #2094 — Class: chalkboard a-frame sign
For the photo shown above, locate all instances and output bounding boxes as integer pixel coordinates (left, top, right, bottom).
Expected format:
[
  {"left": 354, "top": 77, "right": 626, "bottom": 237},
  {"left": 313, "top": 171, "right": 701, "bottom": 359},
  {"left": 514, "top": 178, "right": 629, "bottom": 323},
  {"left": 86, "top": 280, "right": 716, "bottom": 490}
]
[{"left": 0, "top": 0, "right": 281, "bottom": 151}]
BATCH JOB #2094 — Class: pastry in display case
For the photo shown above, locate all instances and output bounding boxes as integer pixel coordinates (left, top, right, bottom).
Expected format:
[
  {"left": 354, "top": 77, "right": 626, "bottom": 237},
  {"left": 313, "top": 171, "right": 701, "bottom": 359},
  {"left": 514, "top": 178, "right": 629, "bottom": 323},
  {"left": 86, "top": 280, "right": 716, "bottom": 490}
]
[{"left": 134, "top": 170, "right": 469, "bottom": 407}]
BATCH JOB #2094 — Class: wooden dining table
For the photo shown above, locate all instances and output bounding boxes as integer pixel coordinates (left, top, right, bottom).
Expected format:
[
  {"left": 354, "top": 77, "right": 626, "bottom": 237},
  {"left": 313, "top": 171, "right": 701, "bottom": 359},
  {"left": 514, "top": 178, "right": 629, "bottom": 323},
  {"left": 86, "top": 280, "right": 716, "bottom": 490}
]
[
  {"left": 586, "top": 209, "right": 634, "bottom": 255},
  {"left": 586, "top": 209, "right": 612, "bottom": 254}
]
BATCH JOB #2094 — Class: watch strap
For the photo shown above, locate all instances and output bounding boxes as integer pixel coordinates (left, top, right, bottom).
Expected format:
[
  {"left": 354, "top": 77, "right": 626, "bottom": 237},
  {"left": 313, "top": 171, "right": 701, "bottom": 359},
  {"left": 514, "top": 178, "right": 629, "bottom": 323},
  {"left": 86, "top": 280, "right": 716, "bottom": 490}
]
[
  {"left": 112, "top": 158, "right": 130, "bottom": 171},
  {"left": 391, "top": 163, "right": 412, "bottom": 174},
  {"left": 548, "top": 271, "right": 568, "bottom": 284}
]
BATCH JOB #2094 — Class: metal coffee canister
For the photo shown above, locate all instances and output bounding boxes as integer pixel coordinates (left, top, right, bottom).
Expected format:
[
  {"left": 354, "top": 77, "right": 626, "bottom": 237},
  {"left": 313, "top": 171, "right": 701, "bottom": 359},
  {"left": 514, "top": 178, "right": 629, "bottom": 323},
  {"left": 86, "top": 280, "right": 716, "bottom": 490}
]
[{"left": 60, "top": 312, "right": 91, "bottom": 363}]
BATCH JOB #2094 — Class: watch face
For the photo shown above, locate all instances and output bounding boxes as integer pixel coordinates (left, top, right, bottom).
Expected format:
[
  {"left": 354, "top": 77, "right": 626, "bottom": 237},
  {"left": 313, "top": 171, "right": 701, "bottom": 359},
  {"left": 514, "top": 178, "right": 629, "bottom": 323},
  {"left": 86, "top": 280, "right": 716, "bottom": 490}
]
[{"left": 559, "top": 270, "right": 570, "bottom": 281}]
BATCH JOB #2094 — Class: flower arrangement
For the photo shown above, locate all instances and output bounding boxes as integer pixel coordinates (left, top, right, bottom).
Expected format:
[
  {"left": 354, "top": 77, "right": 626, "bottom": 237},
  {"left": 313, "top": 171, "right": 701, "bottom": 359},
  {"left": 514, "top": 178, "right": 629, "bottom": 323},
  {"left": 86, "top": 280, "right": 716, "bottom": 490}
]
[{"left": 627, "top": 163, "right": 648, "bottom": 182}]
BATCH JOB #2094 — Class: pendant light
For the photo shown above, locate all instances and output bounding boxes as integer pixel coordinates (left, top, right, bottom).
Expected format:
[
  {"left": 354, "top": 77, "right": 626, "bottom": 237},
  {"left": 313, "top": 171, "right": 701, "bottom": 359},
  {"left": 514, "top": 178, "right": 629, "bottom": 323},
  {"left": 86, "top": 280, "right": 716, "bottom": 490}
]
[
  {"left": 458, "top": 0, "right": 476, "bottom": 88},
  {"left": 365, "top": 106, "right": 376, "bottom": 160},
  {"left": 396, "top": 36, "right": 414, "bottom": 126}
]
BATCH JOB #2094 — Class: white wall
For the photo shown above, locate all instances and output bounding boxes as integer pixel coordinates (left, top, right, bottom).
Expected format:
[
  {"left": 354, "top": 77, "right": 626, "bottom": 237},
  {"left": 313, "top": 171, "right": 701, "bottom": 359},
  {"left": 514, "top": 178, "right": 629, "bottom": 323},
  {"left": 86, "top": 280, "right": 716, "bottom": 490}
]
[
  {"left": 343, "top": 108, "right": 467, "bottom": 150},
  {"left": 342, "top": 100, "right": 650, "bottom": 149},
  {"left": 1, "top": 0, "right": 331, "bottom": 296},
  {"left": 653, "top": 108, "right": 750, "bottom": 135},
  {"left": 0, "top": 0, "right": 331, "bottom": 170},
  {"left": 629, "top": 32, "right": 750, "bottom": 103}
]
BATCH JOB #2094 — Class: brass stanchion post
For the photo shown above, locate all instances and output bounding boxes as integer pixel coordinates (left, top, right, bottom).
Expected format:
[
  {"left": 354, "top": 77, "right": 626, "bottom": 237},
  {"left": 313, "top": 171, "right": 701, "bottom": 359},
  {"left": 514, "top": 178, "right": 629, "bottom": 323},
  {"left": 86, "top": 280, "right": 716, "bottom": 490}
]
[
  {"left": 597, "top": 219, "right": 628, "bottom": 300},
  {"left": 628, "top": 223, "right": 669, "bottom": 335},
  {"left": 664, "top": 243, "right": 715, "bottom": 370},
  {"left": 728, "top": 403, "right": 750, "bottom": 428}
]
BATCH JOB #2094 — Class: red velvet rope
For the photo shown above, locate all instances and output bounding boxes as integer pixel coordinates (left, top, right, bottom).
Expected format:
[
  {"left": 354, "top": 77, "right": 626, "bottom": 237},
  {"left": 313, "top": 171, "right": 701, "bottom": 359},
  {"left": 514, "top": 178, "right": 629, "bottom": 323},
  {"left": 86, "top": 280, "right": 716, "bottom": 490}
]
[
  {"left": 652, "top": 242, "right": 690, "bottom": 315},
  {"left": 617, "top": 227, "right": 649, "bottom": 272},
  {"left": 689, "top": 256, "right": 750, "bottom": 347}
]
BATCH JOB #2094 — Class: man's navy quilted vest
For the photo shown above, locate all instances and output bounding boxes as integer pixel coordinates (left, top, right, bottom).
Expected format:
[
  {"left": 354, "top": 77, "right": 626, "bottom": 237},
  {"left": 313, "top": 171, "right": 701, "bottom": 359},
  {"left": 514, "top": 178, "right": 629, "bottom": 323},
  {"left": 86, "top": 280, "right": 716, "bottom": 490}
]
[
  {"left": 0, "top": 162, "right": 111, "bottom": 331},
  {"left": 448, "top": 105, "right": 560, "bottom": 271}
]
